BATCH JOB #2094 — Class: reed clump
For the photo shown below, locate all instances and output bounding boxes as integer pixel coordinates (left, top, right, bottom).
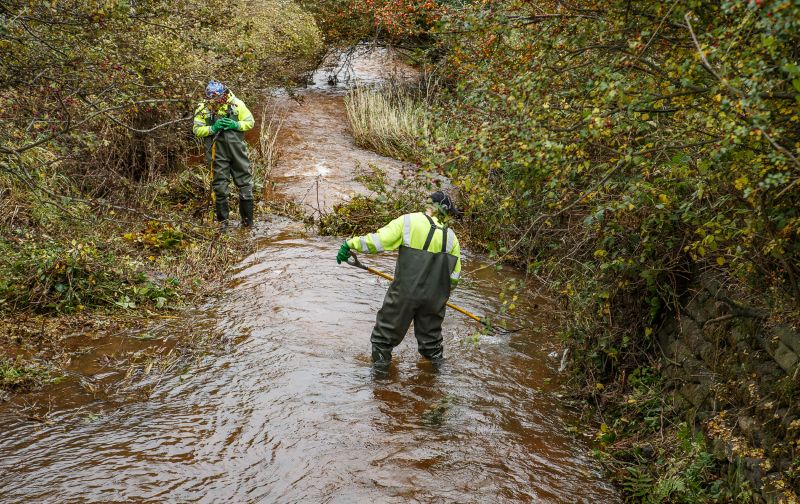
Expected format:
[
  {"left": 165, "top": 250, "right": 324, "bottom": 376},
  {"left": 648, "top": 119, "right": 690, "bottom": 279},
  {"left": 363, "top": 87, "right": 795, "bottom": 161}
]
[{"left": 344, "top": 84, "right": 428, "bottom": 162}]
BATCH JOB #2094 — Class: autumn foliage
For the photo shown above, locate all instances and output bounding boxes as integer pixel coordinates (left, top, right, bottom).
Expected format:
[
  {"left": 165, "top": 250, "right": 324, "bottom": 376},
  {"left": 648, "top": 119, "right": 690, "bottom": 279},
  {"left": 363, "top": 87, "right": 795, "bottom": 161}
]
[
  {"left": 320, "top": 0, "right": 800, "bottom": 497},
  {"left": 0, "top": 0, "right": 322, "bottom": 187},
  {"left": 302, "top": 0, "right": 446, "bottom": 42}
]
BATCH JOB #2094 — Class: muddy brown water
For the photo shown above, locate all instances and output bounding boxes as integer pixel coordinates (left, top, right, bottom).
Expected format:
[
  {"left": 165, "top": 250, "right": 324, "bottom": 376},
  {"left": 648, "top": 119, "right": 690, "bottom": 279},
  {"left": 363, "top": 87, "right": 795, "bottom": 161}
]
[
  {"left": 267, "top": 47, "right": 414, "bottom": 214},
  {"left": 0, "top": 48, "right": 619, "bottom": 503}
]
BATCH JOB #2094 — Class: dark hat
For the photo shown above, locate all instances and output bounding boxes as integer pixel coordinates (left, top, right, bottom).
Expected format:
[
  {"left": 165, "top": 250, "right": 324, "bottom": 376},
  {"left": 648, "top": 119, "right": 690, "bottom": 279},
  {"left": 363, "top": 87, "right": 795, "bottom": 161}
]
[{"left": 429, "top": 191, "right": 455, "bottom": 215}]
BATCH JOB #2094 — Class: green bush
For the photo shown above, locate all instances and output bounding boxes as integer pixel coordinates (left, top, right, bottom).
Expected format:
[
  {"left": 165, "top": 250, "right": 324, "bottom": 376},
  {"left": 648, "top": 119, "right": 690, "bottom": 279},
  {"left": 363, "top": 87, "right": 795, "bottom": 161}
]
[
  {"left": 317, "top": 164, "right": 430, "bottom": 236},
  {"left": 0, "top": 238, "right": 179, "bottom": 313},
  {"left": 0, "top": 357, "right": 52, "bottom": 391},
  {"left": 417, "top": 0, "right": 799, "bottom": 372},
  {"left": 618, "top": 424, "right": 722, "bottom": 503}
]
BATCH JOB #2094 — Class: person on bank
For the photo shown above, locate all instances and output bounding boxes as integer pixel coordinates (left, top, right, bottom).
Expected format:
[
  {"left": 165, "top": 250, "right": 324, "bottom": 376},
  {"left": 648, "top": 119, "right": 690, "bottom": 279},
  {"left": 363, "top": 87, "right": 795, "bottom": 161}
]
[
  {"left": 193, "top": 80, "right": 256, "bottom": 230},
  {"left": 336, "top": 191, "right": 462, "bottom": 368}
]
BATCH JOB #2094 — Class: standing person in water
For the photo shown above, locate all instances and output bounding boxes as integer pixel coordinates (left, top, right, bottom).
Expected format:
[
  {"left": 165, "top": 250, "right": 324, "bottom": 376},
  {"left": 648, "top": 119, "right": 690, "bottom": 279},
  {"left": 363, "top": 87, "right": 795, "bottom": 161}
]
[
  {"left": 336, "top": 191, "right": 462, "bottom": 371},
  {"left": 193, "top": 80, "right": 256, "bottom": 231}
]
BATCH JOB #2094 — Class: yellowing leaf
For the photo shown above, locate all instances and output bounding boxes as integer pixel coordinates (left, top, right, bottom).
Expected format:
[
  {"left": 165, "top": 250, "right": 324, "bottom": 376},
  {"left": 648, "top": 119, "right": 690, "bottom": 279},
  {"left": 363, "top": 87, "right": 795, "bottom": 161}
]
[{"left": 717, "top": 256, "right": 726, "bottom": 266}]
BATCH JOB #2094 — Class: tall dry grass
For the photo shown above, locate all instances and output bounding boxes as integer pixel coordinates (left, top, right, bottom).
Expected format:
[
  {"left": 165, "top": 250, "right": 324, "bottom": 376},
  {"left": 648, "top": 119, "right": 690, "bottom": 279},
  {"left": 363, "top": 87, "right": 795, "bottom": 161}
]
[
  {"left": 344, "top": 83, "right": 429, "bottom": 162},
  {"left": 251, "top": 98, "right": 287, "bottom": 197},
  {"left": 259, "top": 100, "right": 286, "bottom": 175}
]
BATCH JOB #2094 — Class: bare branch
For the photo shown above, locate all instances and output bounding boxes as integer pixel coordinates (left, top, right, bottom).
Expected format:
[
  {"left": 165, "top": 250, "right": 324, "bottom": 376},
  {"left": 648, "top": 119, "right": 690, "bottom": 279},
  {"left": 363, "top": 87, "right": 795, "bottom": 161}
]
[{"left": 0, "top": 99, "right": 188, "bottom": 155}]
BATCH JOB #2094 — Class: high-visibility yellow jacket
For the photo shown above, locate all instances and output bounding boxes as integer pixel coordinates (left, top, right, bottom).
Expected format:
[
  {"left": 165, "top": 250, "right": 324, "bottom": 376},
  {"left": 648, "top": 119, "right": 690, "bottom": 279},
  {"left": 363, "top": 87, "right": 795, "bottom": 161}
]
[
  {"left": 192, "top": 92, "right": 255, "bottom": 138},
  {"left": 347, "top": 212, "right": 462, "bottom": 287}
]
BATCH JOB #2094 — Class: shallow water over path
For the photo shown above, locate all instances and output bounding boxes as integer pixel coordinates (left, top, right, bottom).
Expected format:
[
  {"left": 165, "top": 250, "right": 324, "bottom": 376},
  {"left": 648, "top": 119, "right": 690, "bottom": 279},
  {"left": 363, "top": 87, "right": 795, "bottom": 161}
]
[
  {"left": 268, "top": 46, "right": 414, "bottom": 214},
  {"left": 0, "top": 225, "right": 618, "bottom": 502},
  {"left": 0, "top": 48, "right": 618, "bottom": 503}
]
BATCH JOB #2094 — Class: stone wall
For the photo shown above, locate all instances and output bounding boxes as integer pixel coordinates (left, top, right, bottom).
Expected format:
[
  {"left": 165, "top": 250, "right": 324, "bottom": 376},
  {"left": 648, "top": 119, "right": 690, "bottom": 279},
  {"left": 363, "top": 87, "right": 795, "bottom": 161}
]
[{"left": 657, "top": 275, "right": 799, "bottom": 503}]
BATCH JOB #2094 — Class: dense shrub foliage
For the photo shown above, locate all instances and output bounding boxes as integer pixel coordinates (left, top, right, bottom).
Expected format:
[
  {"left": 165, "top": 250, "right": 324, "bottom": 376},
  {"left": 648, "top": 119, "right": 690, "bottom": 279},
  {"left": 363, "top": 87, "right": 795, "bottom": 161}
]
[
  {"left": 424, "top": 0, "right": 799, "bottom": 336},
  {"left": 319, "top": 0, "right": 800, "bottom": 498},
  {"left": 324, "top": 0, "right": 800, "bottom": 340},
  {"left": 0, "top": 0, "right": 322, "bottom": 186},
  {"left": 0, "top": 0, "right": 323, "bottom": 312}
]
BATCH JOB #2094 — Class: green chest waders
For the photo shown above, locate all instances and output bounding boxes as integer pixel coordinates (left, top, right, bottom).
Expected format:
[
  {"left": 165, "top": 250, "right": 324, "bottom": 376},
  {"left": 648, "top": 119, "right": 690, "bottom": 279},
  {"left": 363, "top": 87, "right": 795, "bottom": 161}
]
[
  {"left": 205, "top": 105, "right": 253, "bottom": 224},
  {"left": 370, "top": 215, "right": 458, "bottom": 365}
]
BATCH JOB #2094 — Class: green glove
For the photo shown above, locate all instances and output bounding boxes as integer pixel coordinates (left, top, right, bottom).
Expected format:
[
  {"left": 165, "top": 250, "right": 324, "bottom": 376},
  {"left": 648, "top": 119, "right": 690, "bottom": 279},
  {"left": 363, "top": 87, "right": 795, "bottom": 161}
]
[
  {"left": 336, "top": 241, "right": 351, "bottom": 264},
  {"left": 220, "top": 117, "right": 239, "bottom": 130},
  {"left": 210, "top": 119, "right": 225, "bottom": 134}
]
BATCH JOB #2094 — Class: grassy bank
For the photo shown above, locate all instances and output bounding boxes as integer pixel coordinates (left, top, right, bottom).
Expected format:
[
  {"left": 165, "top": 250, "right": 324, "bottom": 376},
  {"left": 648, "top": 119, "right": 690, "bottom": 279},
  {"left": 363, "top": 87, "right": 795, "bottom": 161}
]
[
  {"left": 0, "top": 160, "right": 256, "bottom": 393},
  {"left": 0, "top": 0, "right": 324, "bottom": 396}
]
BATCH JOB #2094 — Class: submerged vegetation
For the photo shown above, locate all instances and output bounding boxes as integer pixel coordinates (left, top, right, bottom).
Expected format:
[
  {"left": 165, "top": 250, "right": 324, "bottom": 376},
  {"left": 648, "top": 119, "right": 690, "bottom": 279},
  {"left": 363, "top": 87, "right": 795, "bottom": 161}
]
[{"left": 0, "top": 357, "right": 54, "bottom": 394}]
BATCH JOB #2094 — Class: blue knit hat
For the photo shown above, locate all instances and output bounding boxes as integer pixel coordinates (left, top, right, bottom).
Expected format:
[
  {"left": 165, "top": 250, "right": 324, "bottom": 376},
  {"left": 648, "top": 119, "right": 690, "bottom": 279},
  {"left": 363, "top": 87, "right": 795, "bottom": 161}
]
[{"left": 205, "top": 80, "right": 226, "bottom": 98}]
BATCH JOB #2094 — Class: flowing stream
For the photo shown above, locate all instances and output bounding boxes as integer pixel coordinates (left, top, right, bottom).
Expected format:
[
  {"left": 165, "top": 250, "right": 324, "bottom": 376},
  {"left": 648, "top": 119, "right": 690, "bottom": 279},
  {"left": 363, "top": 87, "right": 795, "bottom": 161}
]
[{"left": 0, "top": 48, "right": 618, "bottom": 503}]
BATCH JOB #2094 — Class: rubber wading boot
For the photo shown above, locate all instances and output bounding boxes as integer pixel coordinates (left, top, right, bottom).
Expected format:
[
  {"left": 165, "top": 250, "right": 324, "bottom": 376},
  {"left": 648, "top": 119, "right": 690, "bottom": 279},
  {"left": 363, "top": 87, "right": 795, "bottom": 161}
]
[
  {"left": 215, "top": 199, "right": 230, "bottom": 232},
  {"left": 429, "top": 356, "right": 444, "bottom": 373},
  {"left": 215, "top": 199, "right": 230, "bottom": 222},
  {"left": 239, "top": 198, "right": 254, "bottom": 227},
  {"left": 371, "top": 346, "right": 392, "bottom": 377}
]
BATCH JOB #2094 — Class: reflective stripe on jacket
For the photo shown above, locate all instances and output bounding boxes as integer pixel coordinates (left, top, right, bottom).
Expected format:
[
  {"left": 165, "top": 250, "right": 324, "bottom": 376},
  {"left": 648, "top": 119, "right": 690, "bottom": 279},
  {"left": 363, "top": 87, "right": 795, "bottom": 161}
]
[
  {"left": 347, "top": 212, "right": 462, "bottom": 287},
  {"left": 192, "top": 92, "right": 255, "bottom": 138}
]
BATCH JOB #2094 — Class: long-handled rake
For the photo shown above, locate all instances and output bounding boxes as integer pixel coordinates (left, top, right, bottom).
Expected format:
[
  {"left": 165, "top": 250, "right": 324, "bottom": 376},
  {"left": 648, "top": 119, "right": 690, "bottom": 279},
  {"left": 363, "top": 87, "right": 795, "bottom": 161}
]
[{"left": 346, "top": 251, "right": 520, "bottom": 335}]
